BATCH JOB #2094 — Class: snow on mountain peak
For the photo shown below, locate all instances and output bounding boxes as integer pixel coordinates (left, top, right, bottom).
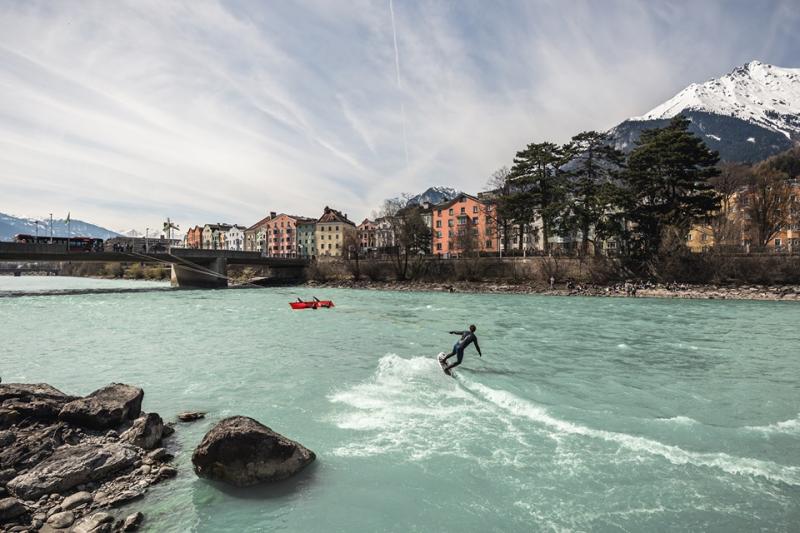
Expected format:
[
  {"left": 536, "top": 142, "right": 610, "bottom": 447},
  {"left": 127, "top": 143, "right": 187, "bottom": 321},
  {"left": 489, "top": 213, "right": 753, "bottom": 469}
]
[{"left": 632, "top": 61, "right": 800, "bottom": 139}]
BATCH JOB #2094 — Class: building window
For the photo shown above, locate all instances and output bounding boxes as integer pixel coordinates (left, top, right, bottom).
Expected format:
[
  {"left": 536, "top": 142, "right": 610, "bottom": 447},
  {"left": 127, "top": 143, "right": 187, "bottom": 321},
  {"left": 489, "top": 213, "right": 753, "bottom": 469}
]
[
  {"left": 436, "top": 243, "right": 442, "bottom": 250},
  {"left": 460, "top": 207, "right": 465, "bottom": 214},
  {"left": 436, "top": 220, "right": 441, "bottom": 228},
  {"left": 485, "top": 240, "right": 492, "bottom": 248},
  {"left": 448, "top": 220, "right": 453, "bottom": 227},
  {"left": 448, "top": 208, "right": 454, "bottom": 216},
  {"left": 437, "top": 209, "right": 442, "bottom": 216},
  {"left": 437, "top": 231, "right": 442, "bottom": 238},
  {"left": 473, "top": 206, "right": 478, "bottom": 213},
  {"left": 775, "top": 239, "right": 782, "bottom": 247},
  {"left": 472, "top": 217, "right": 478, "bottom": 224}
]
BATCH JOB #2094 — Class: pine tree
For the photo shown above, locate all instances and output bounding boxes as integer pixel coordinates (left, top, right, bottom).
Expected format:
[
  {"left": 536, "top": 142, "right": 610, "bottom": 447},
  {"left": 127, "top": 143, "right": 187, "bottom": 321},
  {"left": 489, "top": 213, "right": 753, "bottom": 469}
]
[
  {"left": 559, "top": 131, "right": 625, "bottom": 255},
  {"left": 507, "top": 142, "right": 567, "bottom": 252},
  {"left": 623, "top": 116, "right": 721, "bottom": 259}
]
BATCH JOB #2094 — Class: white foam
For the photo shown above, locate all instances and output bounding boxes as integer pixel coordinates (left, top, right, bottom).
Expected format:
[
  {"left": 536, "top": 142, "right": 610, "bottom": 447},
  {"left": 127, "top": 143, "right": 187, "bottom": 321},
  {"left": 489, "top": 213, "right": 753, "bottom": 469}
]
[
  {"left": 328, "top": 354, "right": 532, "bottom": 461},
  {"left": 462, "top": 380, "right": 800, "bottom": 487},
  {"left": 657, "top": 416, "right": 699, "bottom": 426},
  {"left": 330, "top": 355, "right": 800, "bottom": 487},
  {"left": 745, "top": 415, "right": 800, "bottom": 435}
]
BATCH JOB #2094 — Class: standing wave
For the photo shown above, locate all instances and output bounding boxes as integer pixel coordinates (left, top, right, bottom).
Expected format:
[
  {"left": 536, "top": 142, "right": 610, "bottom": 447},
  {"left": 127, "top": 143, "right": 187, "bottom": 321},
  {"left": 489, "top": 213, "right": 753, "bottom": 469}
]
[{"left": 459, "top": 378, "right": 800, "bottom": 487}]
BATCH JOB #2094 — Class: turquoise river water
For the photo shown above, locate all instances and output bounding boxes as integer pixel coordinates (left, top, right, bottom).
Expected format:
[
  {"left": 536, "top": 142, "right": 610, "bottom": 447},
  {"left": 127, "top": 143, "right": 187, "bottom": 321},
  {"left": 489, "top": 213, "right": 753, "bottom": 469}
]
[{"left": 1, "top": 277, "right": 799, "bottom": 532}]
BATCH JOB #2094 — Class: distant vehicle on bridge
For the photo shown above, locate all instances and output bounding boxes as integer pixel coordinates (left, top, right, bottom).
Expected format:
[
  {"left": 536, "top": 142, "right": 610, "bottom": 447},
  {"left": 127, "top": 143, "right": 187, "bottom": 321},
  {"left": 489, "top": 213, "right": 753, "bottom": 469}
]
[{"left": 14, "top": 234, "right": 104, "bottom": 252}]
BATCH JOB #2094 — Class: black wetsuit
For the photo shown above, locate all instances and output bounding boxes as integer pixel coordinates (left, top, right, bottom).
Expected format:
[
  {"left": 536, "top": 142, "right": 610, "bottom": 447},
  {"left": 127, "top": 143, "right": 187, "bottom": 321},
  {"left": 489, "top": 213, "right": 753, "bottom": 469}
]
[{"left": 443, "top": 330, "right": 481, "bottom": 369}]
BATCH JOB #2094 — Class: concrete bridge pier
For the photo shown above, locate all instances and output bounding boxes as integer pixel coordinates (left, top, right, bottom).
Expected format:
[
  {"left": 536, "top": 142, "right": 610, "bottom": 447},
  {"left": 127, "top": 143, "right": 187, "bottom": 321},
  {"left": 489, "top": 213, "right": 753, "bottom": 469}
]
[{"left": 171, "top": 257, "right": 228, "bottom": 288}]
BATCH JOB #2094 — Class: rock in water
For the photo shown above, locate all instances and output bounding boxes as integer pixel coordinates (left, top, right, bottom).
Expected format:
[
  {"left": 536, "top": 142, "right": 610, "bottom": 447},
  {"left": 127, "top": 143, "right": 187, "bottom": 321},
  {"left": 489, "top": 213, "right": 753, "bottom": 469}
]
[
  {"left": 177, "top": 411, "right": 205, "bottom": 422},
  {"left": 191, "top": 416, "right": 315, "bottom": 487},
  {"left": 59, "top": 384, "right": 144, "bottom": 430},
  {"left": 120, "top": 413, "right": 164, "bottom": 450},
  {"left": 121, "top": 511, "right": 144, "bottom": 531},
  {"left": 6, "top": 443, "right": 138, "bottom": 500}
]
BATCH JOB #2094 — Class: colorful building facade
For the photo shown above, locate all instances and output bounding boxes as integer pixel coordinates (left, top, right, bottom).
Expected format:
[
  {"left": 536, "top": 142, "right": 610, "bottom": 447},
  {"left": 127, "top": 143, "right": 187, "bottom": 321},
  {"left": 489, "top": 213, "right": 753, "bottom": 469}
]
[
  {"left": 315, "top": 206, "right": 356, "bottom": 257},
  {"left": 296, "top": 218, "right": 317, "bottom": 258},
  {"left": 431, "top": 193, "right": 497, "bottom": 257}
]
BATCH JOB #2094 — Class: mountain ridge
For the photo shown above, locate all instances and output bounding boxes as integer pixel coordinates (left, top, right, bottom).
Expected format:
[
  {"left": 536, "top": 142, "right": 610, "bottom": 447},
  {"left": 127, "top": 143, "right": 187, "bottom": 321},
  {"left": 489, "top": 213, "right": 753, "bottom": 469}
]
[
  {"left": 0, "top": 212, "right": 121, "bottom": 241},
  {"left": 610, "top": 60, "right": 800, "bottom": 162}
]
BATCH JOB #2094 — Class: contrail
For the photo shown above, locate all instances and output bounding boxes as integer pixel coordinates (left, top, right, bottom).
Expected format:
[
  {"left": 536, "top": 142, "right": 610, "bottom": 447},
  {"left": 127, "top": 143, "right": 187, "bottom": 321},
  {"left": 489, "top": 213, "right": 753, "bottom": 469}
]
[{"left": 388, "top": 0, "right": 409, "bottom": 165}]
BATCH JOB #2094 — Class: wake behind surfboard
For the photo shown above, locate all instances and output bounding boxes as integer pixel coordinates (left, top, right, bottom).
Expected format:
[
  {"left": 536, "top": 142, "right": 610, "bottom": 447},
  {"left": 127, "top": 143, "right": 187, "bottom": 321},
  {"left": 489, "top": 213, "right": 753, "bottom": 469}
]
[{"left": 437, "top": 352, "right": 452, "bottom": 376}]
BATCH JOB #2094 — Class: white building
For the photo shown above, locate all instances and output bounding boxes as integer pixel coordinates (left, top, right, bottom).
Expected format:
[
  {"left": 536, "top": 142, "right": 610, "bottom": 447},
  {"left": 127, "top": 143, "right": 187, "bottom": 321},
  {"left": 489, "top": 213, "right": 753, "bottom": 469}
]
[{"left": 226, "top": 225, "right": 247, "bottom": 251}]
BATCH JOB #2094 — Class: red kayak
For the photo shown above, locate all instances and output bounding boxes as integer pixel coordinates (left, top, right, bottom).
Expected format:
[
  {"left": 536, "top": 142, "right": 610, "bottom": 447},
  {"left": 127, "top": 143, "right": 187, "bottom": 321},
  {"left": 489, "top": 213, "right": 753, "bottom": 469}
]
[{"left": 290, "top": 300, "right": 335, "bottom": 310}]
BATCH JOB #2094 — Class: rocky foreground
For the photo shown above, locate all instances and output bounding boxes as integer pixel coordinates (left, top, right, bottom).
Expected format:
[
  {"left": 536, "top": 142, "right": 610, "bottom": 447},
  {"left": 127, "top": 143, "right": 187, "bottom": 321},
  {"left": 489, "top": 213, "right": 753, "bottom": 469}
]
[
  {"left": 0, "top": 383, "right": 176, "bottom": 532},
  {"left": 1, "top": 384, "right": 317, "bottom": 532}
]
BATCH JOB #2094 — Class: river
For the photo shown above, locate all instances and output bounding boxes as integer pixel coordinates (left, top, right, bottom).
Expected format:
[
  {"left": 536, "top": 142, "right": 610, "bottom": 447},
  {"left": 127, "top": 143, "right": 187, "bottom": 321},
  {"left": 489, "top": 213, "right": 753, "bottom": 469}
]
[{"left": 1, "top": 276, "right": 798, "bottom": 532}]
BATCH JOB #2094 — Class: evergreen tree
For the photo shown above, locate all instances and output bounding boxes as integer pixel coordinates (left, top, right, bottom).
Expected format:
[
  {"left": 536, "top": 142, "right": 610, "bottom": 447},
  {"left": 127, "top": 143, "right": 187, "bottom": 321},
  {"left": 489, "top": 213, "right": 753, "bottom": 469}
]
[
  {"left": 559, "top": 131, "right": 625, "bottom": 255},
  {"left": 507, "top": 141, "right": 567, "bottom": 251},
  {"left": 622, "top": 116, "right": 721, "bottom": 259}
]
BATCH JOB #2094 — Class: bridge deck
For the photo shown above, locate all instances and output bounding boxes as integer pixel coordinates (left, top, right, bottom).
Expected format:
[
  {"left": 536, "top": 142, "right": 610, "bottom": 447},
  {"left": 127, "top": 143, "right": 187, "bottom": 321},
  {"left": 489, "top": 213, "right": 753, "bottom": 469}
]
[{"left": 0, "top": 243, "right": 308, "bottom": 267}]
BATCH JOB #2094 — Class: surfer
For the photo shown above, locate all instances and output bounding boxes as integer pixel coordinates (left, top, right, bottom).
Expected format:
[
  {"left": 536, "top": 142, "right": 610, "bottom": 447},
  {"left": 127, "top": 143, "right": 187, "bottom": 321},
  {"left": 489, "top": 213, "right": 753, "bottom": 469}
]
[{"left": 442, "top": 325, "right": 481, "bottom": 372}]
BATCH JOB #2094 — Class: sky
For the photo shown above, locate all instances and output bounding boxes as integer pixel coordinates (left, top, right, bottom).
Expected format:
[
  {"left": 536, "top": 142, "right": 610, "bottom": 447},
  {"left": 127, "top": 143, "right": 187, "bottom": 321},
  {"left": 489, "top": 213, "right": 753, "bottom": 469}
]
[{"left": 1, "top": 0, "right": 799, "bottom": 233}]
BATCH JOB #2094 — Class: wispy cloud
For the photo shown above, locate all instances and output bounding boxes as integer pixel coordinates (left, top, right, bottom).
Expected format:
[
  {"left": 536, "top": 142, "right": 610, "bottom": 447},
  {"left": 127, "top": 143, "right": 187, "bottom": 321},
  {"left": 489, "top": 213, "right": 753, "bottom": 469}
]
[{"left": 0, "top": 0, "right": 798, "bottom": 231}]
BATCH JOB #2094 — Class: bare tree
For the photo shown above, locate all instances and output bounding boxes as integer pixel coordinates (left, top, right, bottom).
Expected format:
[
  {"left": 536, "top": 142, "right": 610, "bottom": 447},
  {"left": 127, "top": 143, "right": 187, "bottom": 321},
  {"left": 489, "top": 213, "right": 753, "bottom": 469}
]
[
  {"left": 378, "top": 197, "right": 431, "bottom": 279},
  {"left": 484, "top": 167, "right": 513, "bottom": 252},
  {"left": 710, "top": 163, "right": 750, "bottom": 248},
  {"left": 343, "top": 231, "right": 362, "bottom": 280},
  {"left": 744, "top": 166, "right": 793, "bottom": 248},
  {"left": 452, "top": 215, "right": 478, "bottom": 258}
]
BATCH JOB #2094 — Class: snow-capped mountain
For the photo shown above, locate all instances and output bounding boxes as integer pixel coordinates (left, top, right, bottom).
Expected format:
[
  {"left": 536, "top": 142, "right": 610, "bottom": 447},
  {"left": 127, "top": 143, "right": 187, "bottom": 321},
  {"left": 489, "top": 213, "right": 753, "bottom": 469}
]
[
  {"left": 404, "top": 186, "right": 461, "bottom": 207},
  {"left": 611, "top": 61, "right": 800, "bottom": 162},
  {"left": 635, "top": 61, "right": 800, "bottom": 138},
  {"left": 0, "top": 212, "right": 120, "bottom": 241}
]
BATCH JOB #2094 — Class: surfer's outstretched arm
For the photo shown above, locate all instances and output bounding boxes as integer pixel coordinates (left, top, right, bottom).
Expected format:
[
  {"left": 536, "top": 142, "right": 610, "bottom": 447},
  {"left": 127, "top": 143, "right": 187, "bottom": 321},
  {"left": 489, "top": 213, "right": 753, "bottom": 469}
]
[{"left": 474, "top": 338, "right": 482, "bottom": 357}]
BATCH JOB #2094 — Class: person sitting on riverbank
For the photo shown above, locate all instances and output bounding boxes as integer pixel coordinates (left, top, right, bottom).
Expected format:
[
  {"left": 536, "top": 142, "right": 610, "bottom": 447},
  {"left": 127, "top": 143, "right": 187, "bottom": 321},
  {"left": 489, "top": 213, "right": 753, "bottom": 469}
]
[{"left": 442, "top": 325, "right": 482, "bottom": 372}]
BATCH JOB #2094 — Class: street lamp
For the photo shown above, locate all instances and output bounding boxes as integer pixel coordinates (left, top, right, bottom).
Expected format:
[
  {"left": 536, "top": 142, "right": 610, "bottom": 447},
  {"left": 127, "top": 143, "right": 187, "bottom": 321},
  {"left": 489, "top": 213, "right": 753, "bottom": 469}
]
[
  {"left": 145, "top": 228, "right": 149, "bottom": 253},
  {"left": 49, "top": 213, "right": 53, "bottom": 244}
]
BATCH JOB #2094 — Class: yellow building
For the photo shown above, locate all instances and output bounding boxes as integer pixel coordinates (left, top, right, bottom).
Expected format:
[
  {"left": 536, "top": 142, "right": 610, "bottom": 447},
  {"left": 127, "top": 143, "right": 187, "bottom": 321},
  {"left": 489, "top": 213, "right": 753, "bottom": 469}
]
[
  {"left": 315, "top": 206, "right": 357, "bottom": 257},
  {"left": 686, "top": 181, "right": 800, "bottom": 253},
  {"left": 686, "top": 224, "right": 715, "bottom": 252}
]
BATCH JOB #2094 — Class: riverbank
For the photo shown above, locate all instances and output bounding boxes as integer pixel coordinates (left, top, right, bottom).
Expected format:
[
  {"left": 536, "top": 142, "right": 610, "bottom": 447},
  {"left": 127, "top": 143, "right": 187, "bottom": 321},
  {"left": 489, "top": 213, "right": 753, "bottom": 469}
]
[{"left": 305, "top": 279, "right": 800, "bottom": 301}]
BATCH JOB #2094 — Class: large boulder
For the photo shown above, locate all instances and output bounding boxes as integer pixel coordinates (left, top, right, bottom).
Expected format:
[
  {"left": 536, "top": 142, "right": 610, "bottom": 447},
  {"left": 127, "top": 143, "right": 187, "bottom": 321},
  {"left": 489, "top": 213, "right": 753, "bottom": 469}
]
[
  {"left": 0, "top": 384, "right": 77, "bottom": 426},
  {"left": 120, "top": 413, "right": 163, "bottom": 450},
  {"left": 59, "top": 384, "right": 143, "bottom": 430},
  {"left": 192, "top": 416, "right": 315, "bottom": 487},
  {"left": 6, "top": 443, "right": 138, "bottom": 500},
  {"left": 0, "top": 497, "right": 26, "bottom": 524}
]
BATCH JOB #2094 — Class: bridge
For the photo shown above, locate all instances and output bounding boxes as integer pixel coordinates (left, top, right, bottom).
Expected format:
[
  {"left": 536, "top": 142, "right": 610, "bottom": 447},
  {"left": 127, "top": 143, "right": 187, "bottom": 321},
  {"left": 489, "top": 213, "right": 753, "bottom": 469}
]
[{"left": 0, "top": 243, "right": 308, "bottom": 288}]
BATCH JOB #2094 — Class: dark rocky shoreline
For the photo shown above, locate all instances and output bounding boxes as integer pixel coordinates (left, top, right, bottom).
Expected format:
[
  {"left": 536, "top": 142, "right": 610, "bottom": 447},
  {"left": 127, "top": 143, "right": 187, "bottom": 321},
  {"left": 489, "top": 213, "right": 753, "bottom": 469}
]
[
  {"left": 1, "top": 383, "right": 317, "bottom": 533},
  {"left": 0, "top": 383, "right": 177, "bottom": 532},
  {"left": 305, "top": 280, "right": 800, "bottom": 301}
]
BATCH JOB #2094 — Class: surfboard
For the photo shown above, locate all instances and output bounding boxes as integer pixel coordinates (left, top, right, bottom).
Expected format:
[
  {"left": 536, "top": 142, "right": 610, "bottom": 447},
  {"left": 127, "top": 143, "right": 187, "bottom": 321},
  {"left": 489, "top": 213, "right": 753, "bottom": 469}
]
[{"left": 437, "top": 352, "right": 452, "bottom": 376}]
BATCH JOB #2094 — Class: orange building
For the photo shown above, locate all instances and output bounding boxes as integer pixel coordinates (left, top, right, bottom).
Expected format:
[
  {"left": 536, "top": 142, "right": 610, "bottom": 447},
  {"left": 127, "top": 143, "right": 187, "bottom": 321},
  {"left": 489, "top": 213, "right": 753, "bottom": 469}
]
[
  {"left": 186, "top": 226, "right": 203, "bottom": 249},
  {"left": 264, "top": 213, "right": 307, "bottom": 257},
  {"left": 431, "top": 193, "right": 497, "bottom": 257}
]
